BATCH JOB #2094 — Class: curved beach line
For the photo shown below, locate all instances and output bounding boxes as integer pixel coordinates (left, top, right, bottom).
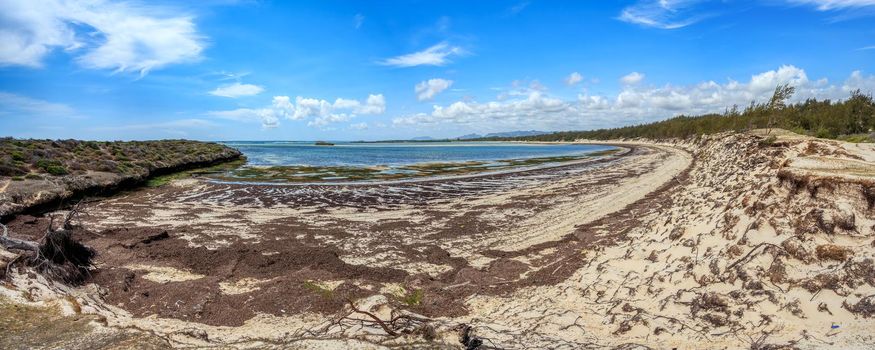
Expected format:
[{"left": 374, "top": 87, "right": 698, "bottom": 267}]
[{"left": 204, "top": 145, "right": 631, "bottom": 187}]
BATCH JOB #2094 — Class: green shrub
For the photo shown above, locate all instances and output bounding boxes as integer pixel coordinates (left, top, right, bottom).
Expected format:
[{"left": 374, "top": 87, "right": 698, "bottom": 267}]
[
  {"left": 401, "top": 289, "right": 424, "bottom": 306},
  {"left": 838, "top": 134, "right": 872, "bottom": 143},
  {"left": 815, "top": 128, "right": 835, "bottom": 139},
  {"left": 35, "top": 159, "right": 54, "bottom": 169},
  {"left": 0, "top": 163, "right": 27, "bottom": 176},
  {"left": 303, "top": 281, "right": 333, "bottom": 298},
  {"left": 11, "top": 151, "right": 25, "bottom": 161},
  {"left": 44, "top": 165, "right": 68, "bottom": 175},
  {"left": 35, "top": 159, "right": 68, "bottom": 175},
  {"left": 2, "top": 139, "right": 237, "bottom": 178},
  {"left": 759, "top": 135, "right": 777, "bottom": 147}
]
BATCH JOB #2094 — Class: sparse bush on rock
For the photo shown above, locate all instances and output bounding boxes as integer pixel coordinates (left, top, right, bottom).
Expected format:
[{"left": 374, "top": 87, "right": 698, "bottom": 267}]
[
  {"left": 0, "top": 138, "right": 242, "bottom": 218},
  {"left": 0, "top": 138, "right": 240, "bottom": 178}
]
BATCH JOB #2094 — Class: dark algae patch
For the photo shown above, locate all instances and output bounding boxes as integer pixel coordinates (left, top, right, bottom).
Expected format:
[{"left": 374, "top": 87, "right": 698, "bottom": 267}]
[{"left": 7, "top": 144, "right": 637, "bottom": 327}]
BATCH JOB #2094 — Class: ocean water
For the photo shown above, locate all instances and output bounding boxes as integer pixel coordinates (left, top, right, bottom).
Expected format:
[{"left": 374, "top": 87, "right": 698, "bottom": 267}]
[{"left": 221, "top": 141, "right": 615, "bottom": 167}]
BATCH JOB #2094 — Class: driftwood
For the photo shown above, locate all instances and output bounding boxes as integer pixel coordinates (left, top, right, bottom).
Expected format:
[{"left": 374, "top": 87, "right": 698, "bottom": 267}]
[
  {"left": 346, "top": 299, "right": 400, "bottom": 337},
  {"left": 0, "top": 222, "right": 38, "bottom": 252},
  {"left": 0, "top": 202, "right": 95, "bottom": 284}
]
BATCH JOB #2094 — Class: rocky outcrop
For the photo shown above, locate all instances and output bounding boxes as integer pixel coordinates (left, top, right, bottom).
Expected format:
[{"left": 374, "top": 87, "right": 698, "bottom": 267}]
[{"left": 0, "top": 141, "right": 241, "bottom": 219}]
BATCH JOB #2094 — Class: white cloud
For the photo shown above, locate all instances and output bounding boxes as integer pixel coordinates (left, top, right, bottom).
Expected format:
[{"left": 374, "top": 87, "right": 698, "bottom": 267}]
[
  {"left": 380, "top": 42, "right": 464, "bottom": 67},
  {"left": 207, "top": 95, "right": 293, "bottom": 129},
  {"left": 529, "top": 80, "right": 547, "bottom": 91},
  {"left": 208, "top": 94, "right": 386, "bottom": 129},
  {"left": 618, "top": 0, "right": 708, "bottom": 29},
  {"left": 506, "top": 2, "right": 530, "bottom": 15},
  {"left": 621, "top": 72, "right": 645, "bottom": 85},
  {"left": 565, "top": 72, "right": 583, "bottom": 86},
  {"left": 844, "top": 70, "right": 875, "bottom": 92},
  {"left": 308, "top": 113, "right": 352, "bottom": 127},
  {"left": 207, "top": 108, "right": 277, "bottom": 129},
  {"left": 361, "top": 94, "right": 387, "bottom": 114},
  {"left": 415, "top": 78, "right": 454, "bottom": 101},
  {"left": 209, "top": 82, "right": 264, "bottom": 98},
  {"left": 350, "top": 122, "right": 368, "bottom": 130},
  {"left": 306, "top": 94, "right": 385, "bottom": 127},
  {"left": 270, "top": 96, "right": 295, "bottom": 120},
  {"left": 0, "top": 92, "right": 76, "bottom": 117},
  {"left": 354, "top": 13, "right": 365, "bottom": 29},
  {"left": 617, "top": 1, "right": 875, "bottom": 29},
  {"left": 0, "top": 0, "right": 204, "bottom": 75},
  {"left": 748, "top": 65, "right": 808, "bottom": 94},
  {"left": 393, "top": 66, "right": 875, "bottom": 133},
  {"left": 394, "top": 90, "right": 571, "bottom": 129},
  {"left": 582, "top": 66, "right": 871, "bottom": 122},
  {"left": 790, "top": 0, "right": 875, "bottom": 10}
]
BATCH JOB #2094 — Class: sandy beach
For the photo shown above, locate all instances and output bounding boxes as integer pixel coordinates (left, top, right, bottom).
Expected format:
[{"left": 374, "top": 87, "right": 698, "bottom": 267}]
[{"left": 2, "top": 131, "right": 875, "bottom": 349}]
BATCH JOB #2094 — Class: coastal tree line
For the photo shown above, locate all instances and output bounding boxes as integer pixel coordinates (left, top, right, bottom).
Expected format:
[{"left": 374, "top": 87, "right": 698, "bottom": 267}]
[{"left": 479, "top": 87, "right": 875, "bottom": 142}]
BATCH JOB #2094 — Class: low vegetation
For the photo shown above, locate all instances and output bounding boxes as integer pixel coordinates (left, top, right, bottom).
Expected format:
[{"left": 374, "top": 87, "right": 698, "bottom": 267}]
[
  {"left": 401, "top": 289, "right": 424, "bottom": 306},
  {"left": 145, "top": 159, "right": 245, "bottom": 187},
  {"left": 480, "top": 87, "right": 875, "bottom": 142},
  {"left": 303, "top": 281, "right": 334, "bottom": 299},
  {"left": 0, "top": 139, "right": 241, "bottom": 178}
]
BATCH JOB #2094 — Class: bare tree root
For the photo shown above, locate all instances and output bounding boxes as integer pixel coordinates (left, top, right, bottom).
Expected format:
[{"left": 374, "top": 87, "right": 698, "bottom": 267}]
[
  {"left": 0, "top": 201, "right": 95, "bottom": 285},
  {"left": 725, "top": 243, "right": 783, "bottom": 273},
  {"left": 0, "top": 222, "right": 38, "bottom": 251},
  {"left": 346, "top": 299, "right": 400, "bottom": 337},
  {"left": 340, "top": 298, "right": 451, "bottom": 343}
]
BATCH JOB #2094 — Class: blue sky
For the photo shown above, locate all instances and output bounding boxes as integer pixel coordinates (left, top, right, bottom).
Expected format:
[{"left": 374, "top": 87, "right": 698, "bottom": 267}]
[{"left": 1, "top": 0, "right": 874, "bottom": 141}]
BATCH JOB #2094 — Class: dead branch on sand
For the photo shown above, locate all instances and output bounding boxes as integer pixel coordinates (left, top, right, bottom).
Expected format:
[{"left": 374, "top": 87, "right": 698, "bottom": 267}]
[
  {"left": 0, "top": 201, "right": 95, "bottom": 285},
  {"left": 337, "top": 299, "right": 506, "bottom": 349}
]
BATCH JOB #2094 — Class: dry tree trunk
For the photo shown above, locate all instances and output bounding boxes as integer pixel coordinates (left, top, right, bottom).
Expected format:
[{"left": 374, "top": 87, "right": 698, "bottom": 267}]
[
  {"left": 0, "top": 222, "right": 39, "bottom": 251},
  {"left": 0, "top": 202, "right": 95, "bottom": 285}
]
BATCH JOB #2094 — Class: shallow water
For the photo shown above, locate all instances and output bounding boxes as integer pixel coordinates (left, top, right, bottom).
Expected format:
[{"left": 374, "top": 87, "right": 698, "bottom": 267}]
[{"left": 221, "top": 141, "right": 614, "bottom": 167}]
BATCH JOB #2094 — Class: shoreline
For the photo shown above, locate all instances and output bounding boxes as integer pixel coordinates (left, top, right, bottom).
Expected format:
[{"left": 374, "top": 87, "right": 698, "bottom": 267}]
[
  {"left": 206, "top": 145, "right": 631, "bottom": 186},
  {"left": 2, "top": 131, "right": 875, "bottom": 349}
]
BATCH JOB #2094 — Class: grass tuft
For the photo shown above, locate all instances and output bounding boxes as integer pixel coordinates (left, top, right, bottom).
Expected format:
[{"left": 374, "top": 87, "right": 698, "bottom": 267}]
[
  {"left": 401, "top": 289, "right": 424, "bottom": 306},
  {"left": 303, "top": 281, "right": 334, "bottom": 299}
]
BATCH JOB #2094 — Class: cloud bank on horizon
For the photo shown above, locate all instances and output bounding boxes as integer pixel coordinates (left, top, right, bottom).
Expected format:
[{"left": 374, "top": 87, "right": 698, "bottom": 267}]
[{"left": 1, "top": 0, "right": 874, "bottom": 140}]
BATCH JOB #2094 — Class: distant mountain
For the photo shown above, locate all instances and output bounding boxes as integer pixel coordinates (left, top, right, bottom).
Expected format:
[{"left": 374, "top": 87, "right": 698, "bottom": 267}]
[
  {"left": 410, "top": 136, "right": 436, "bottom": 141},
  {"left": 456, "top": 133, "right": 483, "bottom": 140},
  {"left": 455, "top": 130, "right": 550, "bottom": 140},
  {"left": 484, "top": 130, "right": 549, "bottom": 138}
]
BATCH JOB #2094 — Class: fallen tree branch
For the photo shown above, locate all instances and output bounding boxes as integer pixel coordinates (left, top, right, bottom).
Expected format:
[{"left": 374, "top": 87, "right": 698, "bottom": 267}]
[
  {"left": 0, "top": 204, "right": 95, "bottom": 284},
  {"left": 0, "top": 223, "right": 39, "bottom": 252},
  {"left": 724, "top": 243, "right": 782, "bottom": 273},
  {"left": 346, "top": 299, "right": 399, "bottom": 337}
]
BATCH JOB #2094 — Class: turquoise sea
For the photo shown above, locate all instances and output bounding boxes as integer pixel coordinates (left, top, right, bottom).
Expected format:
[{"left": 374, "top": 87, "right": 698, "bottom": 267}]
[{"left": 221, "top": 141, "right": 615, "bottom": 167}]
